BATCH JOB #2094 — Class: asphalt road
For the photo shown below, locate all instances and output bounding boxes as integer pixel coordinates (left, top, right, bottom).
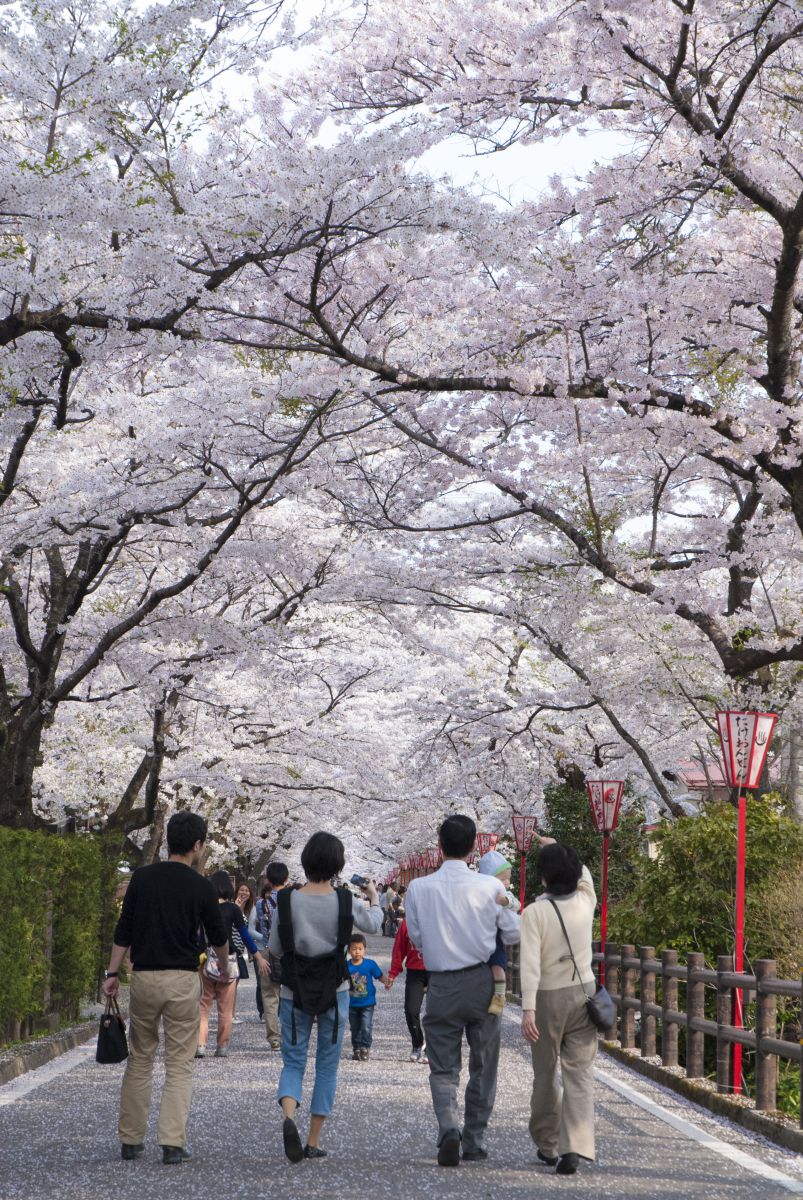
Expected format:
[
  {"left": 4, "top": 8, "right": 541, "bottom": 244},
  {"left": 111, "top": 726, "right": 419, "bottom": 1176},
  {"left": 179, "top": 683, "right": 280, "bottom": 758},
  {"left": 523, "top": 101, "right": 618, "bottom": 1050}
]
[{"left": 1, "top": 934, "right": 801, "bottom": 1199}]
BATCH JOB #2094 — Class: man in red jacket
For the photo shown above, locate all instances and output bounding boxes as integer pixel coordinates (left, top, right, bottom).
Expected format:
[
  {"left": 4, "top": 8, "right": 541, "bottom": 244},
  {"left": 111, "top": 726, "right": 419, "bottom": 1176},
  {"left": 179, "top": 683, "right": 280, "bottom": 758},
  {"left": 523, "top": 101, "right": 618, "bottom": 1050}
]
[{"left": 387, "top": 919, "right": 430, "bottom": 1063}]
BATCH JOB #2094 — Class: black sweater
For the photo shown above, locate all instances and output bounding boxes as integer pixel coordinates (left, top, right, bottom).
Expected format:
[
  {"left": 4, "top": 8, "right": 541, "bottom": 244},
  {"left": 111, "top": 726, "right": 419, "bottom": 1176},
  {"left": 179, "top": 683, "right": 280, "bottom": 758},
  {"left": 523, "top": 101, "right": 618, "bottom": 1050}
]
[{"left": 114, "top": 861, "right": 227, "bottom": 971}]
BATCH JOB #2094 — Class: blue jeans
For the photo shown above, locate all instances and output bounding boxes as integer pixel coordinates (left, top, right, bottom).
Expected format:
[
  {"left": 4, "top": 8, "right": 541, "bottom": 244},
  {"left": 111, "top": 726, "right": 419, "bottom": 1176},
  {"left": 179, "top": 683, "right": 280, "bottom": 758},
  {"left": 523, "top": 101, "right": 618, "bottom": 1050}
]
[
  {"left": 277, "top": 990, "right": 349, "bottom": 1117},
  {"left": 349, "top": 1004, "right": 375, "bottom": 1049}
]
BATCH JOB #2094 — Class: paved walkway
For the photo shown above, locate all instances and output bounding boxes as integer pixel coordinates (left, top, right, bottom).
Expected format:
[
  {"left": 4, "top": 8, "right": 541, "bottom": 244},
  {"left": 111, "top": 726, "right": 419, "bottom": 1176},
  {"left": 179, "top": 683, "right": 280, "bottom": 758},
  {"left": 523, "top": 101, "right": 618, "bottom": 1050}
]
[{"left": 1, "top": 935, "right": 802, "bottom": 1199}]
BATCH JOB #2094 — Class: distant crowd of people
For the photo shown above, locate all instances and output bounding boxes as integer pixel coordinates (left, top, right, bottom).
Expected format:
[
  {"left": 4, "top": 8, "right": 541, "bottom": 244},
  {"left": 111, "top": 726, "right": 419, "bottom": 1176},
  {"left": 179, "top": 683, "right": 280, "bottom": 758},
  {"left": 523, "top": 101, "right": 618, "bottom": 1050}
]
[{"left": 102, "top": 811, "right": 598, "bottom": 1176}]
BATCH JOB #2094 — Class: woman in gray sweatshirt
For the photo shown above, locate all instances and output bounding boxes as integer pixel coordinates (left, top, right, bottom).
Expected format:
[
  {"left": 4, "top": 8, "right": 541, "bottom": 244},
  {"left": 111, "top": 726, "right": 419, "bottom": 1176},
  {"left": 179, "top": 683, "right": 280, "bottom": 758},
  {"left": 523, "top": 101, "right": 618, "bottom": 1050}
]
[{"left": 268, "top": 831, "right": 382, "bottom": 1162}]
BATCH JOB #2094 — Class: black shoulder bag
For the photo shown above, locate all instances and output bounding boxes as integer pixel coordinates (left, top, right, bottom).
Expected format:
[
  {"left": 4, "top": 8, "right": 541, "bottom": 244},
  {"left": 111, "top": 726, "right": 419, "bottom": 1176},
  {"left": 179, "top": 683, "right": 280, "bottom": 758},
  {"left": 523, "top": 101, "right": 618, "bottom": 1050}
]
[
  {"left": 277, "top": 887, "right": 354, "bottom": 1044},
  {"left": 547, "top": 898, "right": 616, "bottom": 1033}
]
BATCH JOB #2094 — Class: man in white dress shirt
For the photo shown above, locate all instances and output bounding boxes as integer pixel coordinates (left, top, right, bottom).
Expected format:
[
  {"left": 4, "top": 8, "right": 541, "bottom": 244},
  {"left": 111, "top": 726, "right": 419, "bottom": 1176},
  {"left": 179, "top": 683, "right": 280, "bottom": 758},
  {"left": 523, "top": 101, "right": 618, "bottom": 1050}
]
[{"left": 405, "top": 815, "right": 520, "bottom": 1167}]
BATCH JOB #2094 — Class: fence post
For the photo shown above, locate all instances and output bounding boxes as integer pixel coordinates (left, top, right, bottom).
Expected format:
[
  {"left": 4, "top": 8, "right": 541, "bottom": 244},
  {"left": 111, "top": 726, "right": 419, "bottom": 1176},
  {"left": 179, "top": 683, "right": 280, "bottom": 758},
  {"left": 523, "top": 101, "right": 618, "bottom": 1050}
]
[
  {"left": 620, "top": 944, "right": 636, "bottom": 1049},
  {"left": 605, "top": 943, "right": 620, "bottom": 1041},
  {"left": 716, "top": 954, "right": 733, "bottom": 1093},
  {"left": 640, "top": 946, "right": 656, "bottom": 1058},
  {"left": 686, "top": 951, "right": 705, "bottom": 1078},
  {"left": 754, "top": 959, "right": 777, "bottom": 1112},
  {"left": 661, "top": 949, "right": 679, "bottom": 1067}
]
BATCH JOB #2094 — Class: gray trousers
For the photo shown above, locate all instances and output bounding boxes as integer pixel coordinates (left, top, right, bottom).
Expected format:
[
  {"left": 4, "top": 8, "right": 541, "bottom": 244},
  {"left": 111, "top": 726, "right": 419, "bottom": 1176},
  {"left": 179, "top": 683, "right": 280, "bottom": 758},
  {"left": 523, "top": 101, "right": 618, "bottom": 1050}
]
[
  {"left": 529, "top": 984, "right": 597, "bottom": 1161},
  {"left": 423, "top": 964, "right": 500, "bottom": 1153}
]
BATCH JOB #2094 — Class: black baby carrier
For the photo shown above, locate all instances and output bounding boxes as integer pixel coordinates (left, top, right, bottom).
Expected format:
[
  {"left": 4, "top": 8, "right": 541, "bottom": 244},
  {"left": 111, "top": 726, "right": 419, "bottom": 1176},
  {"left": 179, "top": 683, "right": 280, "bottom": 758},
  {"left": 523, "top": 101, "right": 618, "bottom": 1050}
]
[{"left": 277, "top": 886, "right": 353, "bottom": 1043}]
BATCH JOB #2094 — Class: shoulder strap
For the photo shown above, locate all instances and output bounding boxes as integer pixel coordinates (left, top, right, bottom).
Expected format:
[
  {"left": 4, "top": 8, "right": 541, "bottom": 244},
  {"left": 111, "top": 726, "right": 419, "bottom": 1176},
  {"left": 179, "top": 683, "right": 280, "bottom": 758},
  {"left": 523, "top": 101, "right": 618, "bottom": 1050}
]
[
  {"left": 335, "top": 887, "right": 353, "bottom": 947},
  {"left": 277, "top": 885, "right": 295, "bottom": 953},
  {"left": 547, "top": 897, "right": 580, "bottom": 982}
]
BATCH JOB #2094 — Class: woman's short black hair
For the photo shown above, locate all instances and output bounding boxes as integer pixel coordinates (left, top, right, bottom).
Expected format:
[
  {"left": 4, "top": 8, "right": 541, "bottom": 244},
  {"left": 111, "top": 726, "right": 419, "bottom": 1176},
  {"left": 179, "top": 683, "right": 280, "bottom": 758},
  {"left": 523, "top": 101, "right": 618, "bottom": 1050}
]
[
  {"left": 438, "top": 814, "right": 476, "bottom": 859},
  {"left": 210, "top": 869, "right": 234, "bottom": 900},
  {"left": 166, "top": 811, "right": 208, "bottom": 855},
  {"left": 539, "top": 843, "right": 583, "bottom": 896},
  {"left": 300, "top": 831, "right": 345, "bottom": 883}
]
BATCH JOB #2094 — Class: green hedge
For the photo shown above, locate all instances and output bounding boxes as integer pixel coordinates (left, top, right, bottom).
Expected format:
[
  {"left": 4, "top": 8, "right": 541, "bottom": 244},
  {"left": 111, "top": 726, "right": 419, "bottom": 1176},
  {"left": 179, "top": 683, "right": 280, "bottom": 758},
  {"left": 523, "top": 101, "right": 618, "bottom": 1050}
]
[{"left": 0, "top": 828, "right": 118, "bottom": 1037}]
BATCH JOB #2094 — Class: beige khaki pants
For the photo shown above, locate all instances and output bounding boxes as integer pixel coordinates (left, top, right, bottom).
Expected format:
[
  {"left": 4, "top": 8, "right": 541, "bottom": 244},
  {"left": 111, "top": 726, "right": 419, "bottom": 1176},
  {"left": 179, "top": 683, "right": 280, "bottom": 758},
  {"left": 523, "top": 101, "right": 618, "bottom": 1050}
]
[
  {"left": 119, "top": 969, "right": 201, "bottom": 1149},
  {"left": 529, "top": 984, "right": 597, "bottom": 1161},
  {"left": 259, "top": 972, "right": 281, "bottom": 1043}
]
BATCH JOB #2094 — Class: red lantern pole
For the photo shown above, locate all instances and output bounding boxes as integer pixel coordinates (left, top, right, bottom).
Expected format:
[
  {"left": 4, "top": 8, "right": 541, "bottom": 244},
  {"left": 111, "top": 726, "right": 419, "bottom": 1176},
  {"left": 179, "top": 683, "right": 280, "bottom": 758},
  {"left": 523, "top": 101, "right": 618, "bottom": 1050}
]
[
  {"left": 600, "top": 832, "right": 610, "bottom": 986},
  {"left": 716, "top": 709, "right": 776, "bottom": 1096},
  {"left": 512, "top": 815, "right": 538, "bottom": 911},
  {"left": 586, "top": 780, "right": 624, "bottom": 988}
]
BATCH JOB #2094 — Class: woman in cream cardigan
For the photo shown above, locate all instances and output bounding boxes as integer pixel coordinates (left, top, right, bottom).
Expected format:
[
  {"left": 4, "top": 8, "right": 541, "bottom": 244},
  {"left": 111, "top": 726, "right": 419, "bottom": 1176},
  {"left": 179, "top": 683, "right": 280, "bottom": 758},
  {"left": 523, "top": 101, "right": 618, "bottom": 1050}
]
[{"left": 520, "top": 836, "right": 597, "bottom": 1177}]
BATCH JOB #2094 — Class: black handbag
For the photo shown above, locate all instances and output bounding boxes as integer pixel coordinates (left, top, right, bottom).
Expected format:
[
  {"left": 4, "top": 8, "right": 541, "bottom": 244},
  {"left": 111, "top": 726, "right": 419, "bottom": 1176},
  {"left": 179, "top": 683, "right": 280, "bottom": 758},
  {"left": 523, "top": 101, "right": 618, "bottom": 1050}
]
[
  {"left": 547, "top": 899, "right": 616, "bottom": 1032},
  {"left": 96, "top": 996, "right": 129, "bottom": 1063},
  {"left": 237, "top": 953, "right": 249, "bottom": 980}
]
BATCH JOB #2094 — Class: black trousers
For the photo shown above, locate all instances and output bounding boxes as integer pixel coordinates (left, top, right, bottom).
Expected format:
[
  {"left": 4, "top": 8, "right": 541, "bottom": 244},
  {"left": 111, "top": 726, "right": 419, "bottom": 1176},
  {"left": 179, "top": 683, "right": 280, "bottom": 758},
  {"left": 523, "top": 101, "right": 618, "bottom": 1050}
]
[{"left": 404, "top": 968, "right": 430, "bottom": 1049}]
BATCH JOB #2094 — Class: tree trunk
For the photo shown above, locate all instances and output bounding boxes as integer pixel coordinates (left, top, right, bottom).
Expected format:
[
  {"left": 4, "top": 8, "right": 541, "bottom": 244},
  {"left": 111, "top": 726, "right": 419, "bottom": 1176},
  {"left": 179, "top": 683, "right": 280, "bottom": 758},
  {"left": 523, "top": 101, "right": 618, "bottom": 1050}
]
[{"left": 0, "top": 710, "right": 48, "bottom": 829}]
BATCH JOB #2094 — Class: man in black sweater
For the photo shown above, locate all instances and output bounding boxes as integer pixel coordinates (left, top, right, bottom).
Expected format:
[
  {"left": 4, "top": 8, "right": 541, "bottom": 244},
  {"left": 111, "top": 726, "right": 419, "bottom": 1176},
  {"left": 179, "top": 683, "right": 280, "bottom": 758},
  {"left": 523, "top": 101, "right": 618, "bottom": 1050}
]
[{"left": 102, "top": 811, "right": 228, "bottom": 1165}]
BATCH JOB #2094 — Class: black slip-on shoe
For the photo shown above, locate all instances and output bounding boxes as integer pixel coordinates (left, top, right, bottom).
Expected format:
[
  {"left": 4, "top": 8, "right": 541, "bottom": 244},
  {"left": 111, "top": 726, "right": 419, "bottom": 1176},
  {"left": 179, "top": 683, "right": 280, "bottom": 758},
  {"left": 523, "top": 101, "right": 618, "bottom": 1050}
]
[
  {"left": 282, "top": 1118, "right": 304, "bottom": 1164},
  {"left": 303, "top": 1144, "right": 327, "bottom": 1159},
  {"left": 556, "top": 1153, "right": 579, "bottom": 1175},
  {"left": 462, "top": 1148, "right": 488, "bottom": 1162},
  {"left": 537, "top": 1150, "right": 559, "bottom": 1166},
  {"left": 162, "top": 1146, "right": 190, "bottom": 1165},
  {"left": 437, "top": 1130, "right": 461, "bottom": 1167},
  {"left": 120, "top": 1143, "right": 144, "bottom": 1161}
]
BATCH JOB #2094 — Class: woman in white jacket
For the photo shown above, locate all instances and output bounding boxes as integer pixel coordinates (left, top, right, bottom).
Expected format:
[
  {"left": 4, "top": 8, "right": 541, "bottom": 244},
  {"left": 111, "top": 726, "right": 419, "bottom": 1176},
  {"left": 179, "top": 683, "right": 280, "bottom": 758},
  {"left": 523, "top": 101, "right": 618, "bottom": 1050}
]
[{"left": 520, "top": 836, "right": 598, "bottom": 1177}]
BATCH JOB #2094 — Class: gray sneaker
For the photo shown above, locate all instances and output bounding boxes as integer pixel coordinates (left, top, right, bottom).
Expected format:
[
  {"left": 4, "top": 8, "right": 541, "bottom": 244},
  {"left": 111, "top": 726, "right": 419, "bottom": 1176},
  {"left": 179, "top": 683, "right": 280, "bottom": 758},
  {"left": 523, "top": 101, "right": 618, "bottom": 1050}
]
[
  {"left": 194, "top": 1046, "right": 206, "bottom": 1059},
  {"left": 214, "top": 1045, "right": 229, "bottom": 1058}
]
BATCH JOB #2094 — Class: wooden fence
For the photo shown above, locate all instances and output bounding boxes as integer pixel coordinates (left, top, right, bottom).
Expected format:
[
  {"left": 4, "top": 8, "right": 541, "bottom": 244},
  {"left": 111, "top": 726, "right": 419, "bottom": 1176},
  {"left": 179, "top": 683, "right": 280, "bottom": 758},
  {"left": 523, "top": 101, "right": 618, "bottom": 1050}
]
[{"left": 506, "top": 941, "right": 802, "bottom": 1127}]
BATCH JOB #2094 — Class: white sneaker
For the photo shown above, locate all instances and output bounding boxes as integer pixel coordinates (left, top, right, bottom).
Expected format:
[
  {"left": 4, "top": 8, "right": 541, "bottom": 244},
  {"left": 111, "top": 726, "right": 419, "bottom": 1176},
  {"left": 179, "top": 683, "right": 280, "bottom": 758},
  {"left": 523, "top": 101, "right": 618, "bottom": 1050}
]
[
  {"left": 418, "top": 1047, "right": 428, "bottom": 1064},
  {"left": 409, "top": 1049, "right": 419, "bottom": 1062}
]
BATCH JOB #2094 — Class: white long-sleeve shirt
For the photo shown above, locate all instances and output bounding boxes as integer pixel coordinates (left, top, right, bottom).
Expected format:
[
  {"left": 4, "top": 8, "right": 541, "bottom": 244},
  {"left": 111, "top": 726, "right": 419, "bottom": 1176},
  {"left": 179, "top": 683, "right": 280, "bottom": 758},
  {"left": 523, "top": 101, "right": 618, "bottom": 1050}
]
[
  {"left": 405, "top": 859, "right": 521, "bottom": 971},
  {"left": 519, "top": 865, "right": 596, "bottom": 1009}
]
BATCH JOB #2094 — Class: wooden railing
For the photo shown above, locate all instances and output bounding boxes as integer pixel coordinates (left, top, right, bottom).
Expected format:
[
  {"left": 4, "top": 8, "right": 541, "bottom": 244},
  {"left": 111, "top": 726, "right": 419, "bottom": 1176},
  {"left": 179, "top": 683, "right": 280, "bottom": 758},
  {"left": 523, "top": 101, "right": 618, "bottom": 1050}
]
[{"left": 506, "top": 941, "right": 802, "bottom": 1127}]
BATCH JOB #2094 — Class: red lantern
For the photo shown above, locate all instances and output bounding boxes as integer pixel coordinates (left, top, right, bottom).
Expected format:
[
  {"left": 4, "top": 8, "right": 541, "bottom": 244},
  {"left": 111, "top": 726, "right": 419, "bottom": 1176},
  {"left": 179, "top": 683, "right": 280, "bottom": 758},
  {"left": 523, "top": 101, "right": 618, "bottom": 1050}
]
[
  {"left": 426, "top": 848, "right": 438, "bottom": 870},
  {"left": 511, "top": 815, "right": 538, "bottom": 911},
  {"left": 511, "top": 814, "right": 538, "bottom": 854},
  {"left": 476, "top": 831, "right": 500, "bottom": 857},
  {"left": 586, "top": 780, "right": 624, "bottom": 834},
  {"left": 716, "top": 709, "right": 777, "bottom": 1096}
]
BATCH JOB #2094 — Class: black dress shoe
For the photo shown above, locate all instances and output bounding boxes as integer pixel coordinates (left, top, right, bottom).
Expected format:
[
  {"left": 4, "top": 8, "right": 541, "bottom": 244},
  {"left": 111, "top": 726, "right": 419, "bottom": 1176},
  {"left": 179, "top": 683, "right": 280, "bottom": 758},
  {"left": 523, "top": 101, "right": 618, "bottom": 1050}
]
[
  {"left": 537, "top": 1149, "right": 559, "bottom": 1166},
  {"left": 162, "top": 1146, "right": 191, "bottom": 1165},
  {"left": 556, "top": 1153, "right": 579, "bottom": 1175},
  {"left": 303, "top": 1144, "right": 327, "bottom": 1159},
  {"left": 282, "top": 1118, "right": 304, "bottom": 1164},
  {"left": 462, "top": 1147, "right": 488, "bottom": 1162},
  {"left": 120, "top": 1143, "right": 144, "bottom": 1161},
  {"left": 437, "top": 1130, "right": 461, "bottom": 1167}
]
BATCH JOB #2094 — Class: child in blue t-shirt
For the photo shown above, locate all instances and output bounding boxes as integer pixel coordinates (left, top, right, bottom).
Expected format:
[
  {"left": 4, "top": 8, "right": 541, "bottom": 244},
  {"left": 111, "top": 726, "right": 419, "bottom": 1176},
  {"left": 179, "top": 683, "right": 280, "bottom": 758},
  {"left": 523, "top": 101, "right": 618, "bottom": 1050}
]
[{"left": 347, "top": 934, "right": 388, "bottom": 1061}]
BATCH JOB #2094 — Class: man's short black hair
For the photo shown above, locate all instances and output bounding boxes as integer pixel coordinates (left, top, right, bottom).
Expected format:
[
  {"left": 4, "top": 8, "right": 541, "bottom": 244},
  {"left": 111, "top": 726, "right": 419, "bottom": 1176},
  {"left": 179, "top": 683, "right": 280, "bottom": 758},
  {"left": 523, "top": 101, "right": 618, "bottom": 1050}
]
[
  {"left": 397, "top": 885, "right": 406, "bottom": 895},
  {"left": 266, "top": 861, "right": 289, "bottom": 887},
  {"left": 439, "top": 814, "right": 476, "bottom": 859},
  {"left": 348, "top": 933, "right": 366, "bottom": 947},
  {"left": 210, "top": 869, "right": 234, "bottom": 900},
  {"left": 538, "top": 843, "right": 582, "bottom": 896},
  {"left": 166, "top": 811, "right": 207, "bottom": 855},
  {"left": 300, "top": 831, "right": 345, "bottom": 883}
]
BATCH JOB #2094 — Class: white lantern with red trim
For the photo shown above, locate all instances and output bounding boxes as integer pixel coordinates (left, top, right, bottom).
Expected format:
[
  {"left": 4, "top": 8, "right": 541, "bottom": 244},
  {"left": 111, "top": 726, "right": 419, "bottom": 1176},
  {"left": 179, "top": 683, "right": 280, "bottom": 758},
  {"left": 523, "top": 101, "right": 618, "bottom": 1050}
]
[
  {"left": 586, "top": 779, "right": 625, "bottom": 834},
  {"left": 476, "top": 831, "right": 500, "bottom": 857},
  {"left": 716, "top": 710, "right": 777, "bottom": 788},
  {"left": 511, "top": 814, "right": 538, "bottom": 854}
]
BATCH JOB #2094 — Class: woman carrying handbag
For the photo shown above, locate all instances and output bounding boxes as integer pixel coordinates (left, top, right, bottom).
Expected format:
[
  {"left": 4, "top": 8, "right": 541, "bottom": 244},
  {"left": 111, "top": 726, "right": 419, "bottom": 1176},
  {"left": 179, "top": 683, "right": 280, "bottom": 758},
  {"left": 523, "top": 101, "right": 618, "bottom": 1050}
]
[
  {"left": 519, "top": 836, "right": 598, "bottom": 1177},
  {"left": 197, "top": 871, "right": 268, "bottom": 1058}
]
